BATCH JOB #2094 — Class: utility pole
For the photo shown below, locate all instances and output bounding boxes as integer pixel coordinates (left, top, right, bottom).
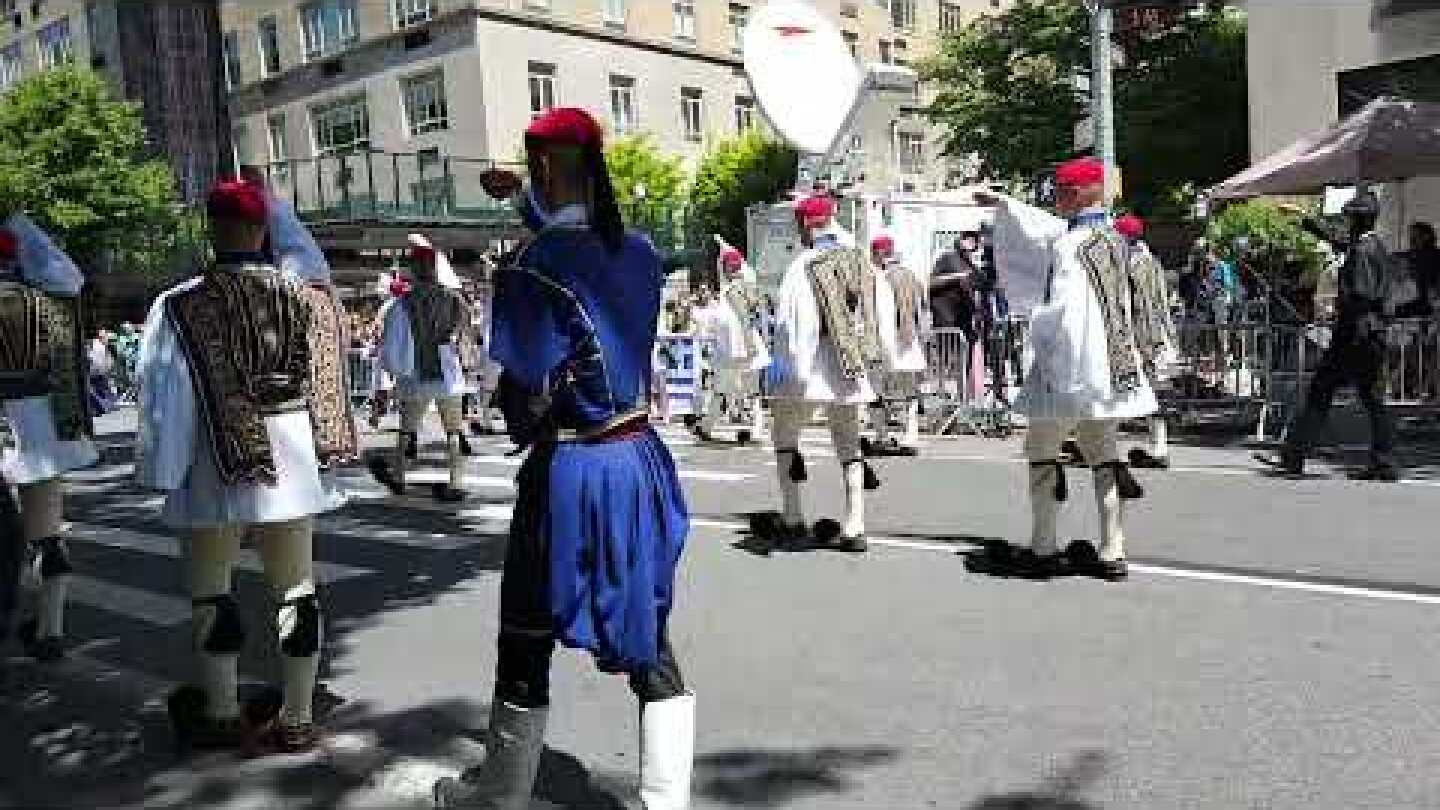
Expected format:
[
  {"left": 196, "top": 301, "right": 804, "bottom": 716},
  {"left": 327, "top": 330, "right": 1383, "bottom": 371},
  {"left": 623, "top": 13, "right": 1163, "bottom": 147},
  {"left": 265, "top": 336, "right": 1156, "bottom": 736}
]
[{"left": 1088, "top": 0, "right": 1117, "bottom": 204}]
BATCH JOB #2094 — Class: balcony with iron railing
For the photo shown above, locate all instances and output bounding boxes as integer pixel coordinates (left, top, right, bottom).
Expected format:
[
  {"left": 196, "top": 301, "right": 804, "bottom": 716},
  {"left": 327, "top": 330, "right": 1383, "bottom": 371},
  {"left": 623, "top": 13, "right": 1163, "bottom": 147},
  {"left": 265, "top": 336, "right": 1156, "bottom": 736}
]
[{"left": 247, "top": 150, "right": 706, "bottom": 264}]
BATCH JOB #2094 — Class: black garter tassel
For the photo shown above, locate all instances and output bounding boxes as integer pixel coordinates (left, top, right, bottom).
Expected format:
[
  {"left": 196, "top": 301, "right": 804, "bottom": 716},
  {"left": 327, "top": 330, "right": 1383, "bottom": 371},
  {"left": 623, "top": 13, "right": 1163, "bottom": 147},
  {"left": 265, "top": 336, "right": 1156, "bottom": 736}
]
[
  {"left": 1101, "top": 461, "right": 1145, "bottom": 500},
  {"left": 786, "top": 450, "right": 808, "bottom": 483},
  {"left": 1031, "top": 460, "right": 1067, "bottom": 502}
]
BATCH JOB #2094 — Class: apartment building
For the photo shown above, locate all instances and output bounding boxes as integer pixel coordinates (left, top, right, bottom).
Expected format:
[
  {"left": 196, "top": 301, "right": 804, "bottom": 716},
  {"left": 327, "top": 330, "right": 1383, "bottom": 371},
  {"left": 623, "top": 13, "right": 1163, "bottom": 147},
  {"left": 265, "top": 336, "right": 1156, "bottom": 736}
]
[
  {"left": 220, "top": 0, "right": 1001, "bottom": 210},
  {"left": 0, "top": 0, "right": 229, "bottom": 203},
  {"left": 1244, "top": 0, "right": 1440, "bottom": 243}
]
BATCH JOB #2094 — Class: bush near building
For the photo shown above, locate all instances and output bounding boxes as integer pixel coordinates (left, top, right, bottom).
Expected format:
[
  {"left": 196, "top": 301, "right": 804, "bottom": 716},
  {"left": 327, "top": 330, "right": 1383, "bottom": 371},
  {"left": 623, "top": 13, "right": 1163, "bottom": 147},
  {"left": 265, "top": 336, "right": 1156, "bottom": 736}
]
[{"left": 689, "top": 130, "right": 798, "bottom": 261}]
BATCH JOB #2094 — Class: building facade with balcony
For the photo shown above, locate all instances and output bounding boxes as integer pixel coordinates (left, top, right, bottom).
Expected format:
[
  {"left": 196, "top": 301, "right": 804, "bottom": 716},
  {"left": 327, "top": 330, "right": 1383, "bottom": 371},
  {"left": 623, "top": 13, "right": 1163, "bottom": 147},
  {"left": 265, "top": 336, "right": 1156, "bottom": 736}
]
[
  {"left": 1244, "top": 0, "right": 1440, "bottom": 245},
  {"left": 220, "top": 0, "right": 1002, "bottom": 222},
  {"left": 0, "top": 0, "right": 229, "bottom": 204}
]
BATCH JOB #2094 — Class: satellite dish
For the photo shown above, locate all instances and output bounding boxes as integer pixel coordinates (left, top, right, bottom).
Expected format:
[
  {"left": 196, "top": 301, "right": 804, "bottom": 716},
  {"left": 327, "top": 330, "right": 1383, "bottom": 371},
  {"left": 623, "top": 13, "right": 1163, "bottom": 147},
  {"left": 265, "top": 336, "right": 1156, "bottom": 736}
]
[{"left": 743, "top": 1, "right": 862, "bottom": 156}]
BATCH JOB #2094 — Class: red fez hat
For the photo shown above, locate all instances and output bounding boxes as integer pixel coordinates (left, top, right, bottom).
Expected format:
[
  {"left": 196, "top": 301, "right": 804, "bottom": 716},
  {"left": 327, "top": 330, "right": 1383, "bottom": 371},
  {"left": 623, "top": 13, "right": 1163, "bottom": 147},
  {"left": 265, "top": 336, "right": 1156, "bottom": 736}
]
[
  {"left": 720, "top": 246, "right": 743, "bottom": 268},
  {"left": 870, "top": 234, "right": 895, "bottom": 253},
  {"left": 1054, "top": 158, "right": 1105, "bottom": 189},
  {"left": 794, "top": 194, "right": 837, "bottom": 223},
  {"left": 410, "top": 244, "right": 436, "bottom": 263},
  {"left": 525, "top": 107, "right": 604, "bottom": 148},
  {"left": 1115, "top": 214, "right": 1144, "bottom": 239},
  {"left": 207, "top": 178, "right": 268, "bottom": 224},
  {"left": 389, "top": 277, "right": 411, "bottom": 297},
  {"left": 0, "top": 228, "right": 16, "bottom": 260}
]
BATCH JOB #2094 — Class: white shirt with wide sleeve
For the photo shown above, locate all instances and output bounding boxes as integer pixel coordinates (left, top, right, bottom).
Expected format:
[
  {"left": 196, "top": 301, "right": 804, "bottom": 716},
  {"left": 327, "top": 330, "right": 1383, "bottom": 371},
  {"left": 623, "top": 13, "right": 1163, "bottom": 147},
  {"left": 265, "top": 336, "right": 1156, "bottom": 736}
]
[
  {"left": 875, "top": 261, "right": 927, "bottom": 373},
  {"left": 133, "top": 277, "right": 336, "bottom": 528},
  {"left": 991, "top": 196, "right": 1157, "bottom": 421},
  {"left": 379, "top": 296, "right": 473, "bottom": 400}
]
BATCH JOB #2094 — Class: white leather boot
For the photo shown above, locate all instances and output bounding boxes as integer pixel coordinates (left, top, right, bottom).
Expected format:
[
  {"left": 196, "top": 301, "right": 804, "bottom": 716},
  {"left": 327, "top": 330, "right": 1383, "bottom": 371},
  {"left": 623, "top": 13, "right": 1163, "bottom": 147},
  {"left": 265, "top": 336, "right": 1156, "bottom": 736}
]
[
  {"left": 433, "top": 701, "right": 548, "bottom": 809},
  {"left": 639, "top": 694, "right": 695, "bottom": 810}
]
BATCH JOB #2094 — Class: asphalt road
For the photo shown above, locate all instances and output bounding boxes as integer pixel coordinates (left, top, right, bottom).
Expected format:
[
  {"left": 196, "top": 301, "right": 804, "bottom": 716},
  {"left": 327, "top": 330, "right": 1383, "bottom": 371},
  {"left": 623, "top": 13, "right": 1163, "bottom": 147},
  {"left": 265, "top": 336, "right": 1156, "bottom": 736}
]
[{"left": 3, "top": 409, "right": 1440, "bottom": 809}]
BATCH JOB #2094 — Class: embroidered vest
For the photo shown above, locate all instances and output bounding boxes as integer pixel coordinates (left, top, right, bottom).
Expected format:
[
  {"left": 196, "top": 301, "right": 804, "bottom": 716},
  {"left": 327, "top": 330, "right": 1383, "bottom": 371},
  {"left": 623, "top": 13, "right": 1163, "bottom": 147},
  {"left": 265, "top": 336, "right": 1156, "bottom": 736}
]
[
  {"left": 0, "top": 280, "right": 90, "bottom": 440},
  {"left": 404, "top": 282, "right": 472, "bottom": 382},
  {"left": 806, "top": 247, "right": 883, "bottom": 381},
  {"left": 887, "top": 264, "right": 924, "bottom": 350},
  {"left": 166, "top": 264, "right": 311, "bottom": 486},
  {"left": 1077, "top": 230, "right": 1142, "bottom": 395},
  {"left": 297, "top": 283, "right": 358, "bottom": 468},
  {"left": 1127, "top": 247, "right": 1175, "bottom": 375}
]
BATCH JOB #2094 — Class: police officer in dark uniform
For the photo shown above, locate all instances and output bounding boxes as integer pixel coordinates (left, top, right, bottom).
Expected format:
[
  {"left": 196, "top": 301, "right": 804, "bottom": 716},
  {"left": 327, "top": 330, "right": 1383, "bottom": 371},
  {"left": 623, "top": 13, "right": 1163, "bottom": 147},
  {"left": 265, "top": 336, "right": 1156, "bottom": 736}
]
[{"left": 1259, "top": 192, "right": 1399, "bottom": 481}]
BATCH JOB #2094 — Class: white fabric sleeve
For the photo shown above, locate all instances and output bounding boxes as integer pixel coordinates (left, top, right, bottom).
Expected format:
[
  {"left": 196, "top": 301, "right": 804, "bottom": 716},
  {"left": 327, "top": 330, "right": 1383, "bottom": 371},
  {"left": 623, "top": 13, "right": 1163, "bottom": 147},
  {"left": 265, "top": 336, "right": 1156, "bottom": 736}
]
[
  {"left": 874, "top": 268, "right": 901, "bottom": 370},
  {"left": 6, "top": 213, "right": 83, "bottom": 295},
  {"left": 267, "top": 194, "right": 331, "bottom": 284},
  {"left": 991, "top": 195, "right": 1066, "bottom": 318},
  {"left": 380, "top": 300, "right": 416, "bottom": 380},
  {"left": 133, "top": 294, "right": 197, "bottom": 491}
]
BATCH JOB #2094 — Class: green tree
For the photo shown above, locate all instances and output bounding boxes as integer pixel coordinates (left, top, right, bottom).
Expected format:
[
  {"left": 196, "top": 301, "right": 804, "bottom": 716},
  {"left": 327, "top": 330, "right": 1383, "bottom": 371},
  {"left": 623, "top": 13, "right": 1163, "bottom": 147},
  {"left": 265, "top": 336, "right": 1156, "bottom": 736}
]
[
  {"left": 688, "top": 130, "right": 798, "bottom": 256},
  {"left": 0, "top": 65, "right": 186, "bottom": 274},
  {"left": 1207, "top": 198, "right": 1324, "bottom": 279},
  {"left": 605, "top": 134, "right": 687, "bottom": 213},
  {"left": 921, "top": 1, "right": 1248, "bottom": 215}
]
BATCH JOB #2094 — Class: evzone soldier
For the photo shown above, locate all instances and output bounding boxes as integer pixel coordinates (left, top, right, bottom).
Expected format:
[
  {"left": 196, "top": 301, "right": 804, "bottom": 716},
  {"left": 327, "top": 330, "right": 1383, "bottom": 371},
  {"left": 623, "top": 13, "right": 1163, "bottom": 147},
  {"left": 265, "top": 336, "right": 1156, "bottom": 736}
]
[
  {"left": 972, "top": 158, "right": 1156, "bottom": 581},
  {"left": 1115, "top": 214, "right": 1177, "bottom": 469},
  {"left": 135, "top": 179, "right": 348, "bottom": 752},
  {"left": 751, "top": 193, "right": 887, "bottom": 554},
  {"left": 865, "top": 233, "right": 925, "bottom": 458},
  {"left": 0, "top": 215, "right": 96, "bottom": 661},
  {"left": 366, "top": 272, "right": 407, "bottom": 429},
  {"left": 689, "top": 243, "right": 769, "bottom": 444},
  {"left": 434, "top": 107, "right": 693, "bottom": 809},
  {"left": 369, "top": 236, "right": 478, "bottom": 503}
]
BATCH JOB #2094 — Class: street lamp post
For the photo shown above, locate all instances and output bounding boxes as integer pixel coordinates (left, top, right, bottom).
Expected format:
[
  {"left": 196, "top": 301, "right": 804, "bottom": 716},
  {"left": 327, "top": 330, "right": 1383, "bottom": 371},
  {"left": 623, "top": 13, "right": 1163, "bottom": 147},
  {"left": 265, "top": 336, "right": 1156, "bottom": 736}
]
[{"left": 1086, "top": 0, "right": 1118, "bottom": 204}]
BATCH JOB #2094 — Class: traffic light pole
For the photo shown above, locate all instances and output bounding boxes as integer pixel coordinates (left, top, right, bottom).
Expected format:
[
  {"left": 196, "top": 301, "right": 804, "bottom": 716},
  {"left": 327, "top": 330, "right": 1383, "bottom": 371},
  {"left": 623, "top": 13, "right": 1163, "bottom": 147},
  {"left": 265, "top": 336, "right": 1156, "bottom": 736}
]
[{"left": 1090, "top": 2, "right": 1117, "bottom": 203}]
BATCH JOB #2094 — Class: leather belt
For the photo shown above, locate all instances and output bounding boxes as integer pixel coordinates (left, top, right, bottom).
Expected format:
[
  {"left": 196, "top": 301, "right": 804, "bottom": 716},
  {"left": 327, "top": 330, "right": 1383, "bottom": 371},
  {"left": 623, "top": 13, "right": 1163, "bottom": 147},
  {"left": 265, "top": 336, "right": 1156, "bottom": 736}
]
[{"left": 554, "top": 410, "right": 650, "bottom": 444}]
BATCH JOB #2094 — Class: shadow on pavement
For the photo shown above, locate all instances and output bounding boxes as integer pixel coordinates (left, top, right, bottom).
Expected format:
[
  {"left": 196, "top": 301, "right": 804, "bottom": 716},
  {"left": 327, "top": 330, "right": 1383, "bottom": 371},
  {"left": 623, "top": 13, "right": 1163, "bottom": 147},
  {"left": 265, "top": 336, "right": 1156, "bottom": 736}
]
[
  {"left": 693, "top": 745, "right": 899, "bottom": 806},
  {"left": 967, "top": 750, "right": 1107, "bottom": 810}
]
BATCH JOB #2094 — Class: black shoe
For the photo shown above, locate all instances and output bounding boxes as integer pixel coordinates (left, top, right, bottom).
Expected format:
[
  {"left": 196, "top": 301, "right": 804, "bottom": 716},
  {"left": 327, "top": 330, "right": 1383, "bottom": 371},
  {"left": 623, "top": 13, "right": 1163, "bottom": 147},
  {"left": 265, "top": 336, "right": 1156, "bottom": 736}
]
[
  {"left": 430, "top": 483, "right": 466, "bottom": 503},
  {"left": 1013, "top": 548, "right": 1069, "bottom": 579},
  {"left": 1349, "top": 464, "right": 1400, "bottom": 482},
  {"left": 18, "top": 620, "right": 64, "bottom": 662},
  {"left": 1254, "top": 450, "right": 1303, "bottom": 476},
  {"left": 456, "top": 433, "right": 473, "bottom": 456},
  {"left": 838, "top": 534, "right": 868, "bottom": 553},
  {"left": 860, "top": 437, "right": 876, "bottom": 458},
  {"left": 1060, "top": 439, "right": 1085, "bottom": 466},
  {"left": 367, "top": 457, "right": 406, "bottom": 496},
  {"left": 736, "top": 430, "right": 753, "bottom": 446},
  {"left": 403, "top": 434, "right": 418, "bottom": 461},
  {"left": 1128, "top": 447, "right": 1170, "bottom": 469},
  {"left": 1064, "top": 541, "right": 1129, "bottom": 581},
  {"left": 746, "top": 512, "right": 810, "bottom": 553}
]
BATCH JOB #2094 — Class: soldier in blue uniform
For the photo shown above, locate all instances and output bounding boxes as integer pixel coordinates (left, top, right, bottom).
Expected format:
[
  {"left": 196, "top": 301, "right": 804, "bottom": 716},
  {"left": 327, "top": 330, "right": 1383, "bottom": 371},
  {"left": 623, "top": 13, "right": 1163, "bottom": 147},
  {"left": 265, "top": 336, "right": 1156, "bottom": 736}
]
[{"left": 434, "top": 107, "right": 694, "bottom": 810}]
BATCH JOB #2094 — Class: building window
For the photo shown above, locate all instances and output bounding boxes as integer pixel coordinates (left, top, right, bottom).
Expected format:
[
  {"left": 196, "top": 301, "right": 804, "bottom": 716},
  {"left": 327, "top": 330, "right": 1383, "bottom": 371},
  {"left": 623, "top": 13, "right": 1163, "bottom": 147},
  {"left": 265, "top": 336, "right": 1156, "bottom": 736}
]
[
  {"left": 267, "top": 113, "right": 289, "bottom": 163},
  {"left": 728, "top": 3, "right": 748, "bottom": 55},
  {"left": 939, "top": 1, "right": 964, "bottom": 34},
  {"left": 609, "top": 74, "right": 636, "bottom": 135},
  {"left": 311, "top": 95, "right": 370, "bottom": 154},
  {"left": 893, "top": 39, "right": 909, "bottom": 68},
  {"left": 891, "top": 0, "right": 916, "bottom": 32},
  {"left": 603, "top": 0, "right": 625, "bottom": 27},
  {"left": 878, "top": 39, "right": 893, "bottom": 65},
  {"left": 35, "top": 16, "right": 71, "bottom": 69},
  {"left": 221, "top": 30, "right": 240, "bottom": 90},
  {"left": 527, "top": 61, "right": 556, "bottom": 119},
  {"left": 672, "top": 0, "right": 695, "bottom": 42},
  {"left": 232, "top": 124, "right": 252, "bottom": 173},
  {"left": 842, "top": 31, "right": 858, "bottom": 58},
  {"left": 258, "top": 15, "right": 281, "bottom": 77},
  {"left": 0, "top": 41, "right": 20, "bottom": 90},
  {"left": 898, "top": 131, "right": 924, "bottom": 173},
  {"left": 393, "top": 0, "right": 432, "bottom": 29},
  {"left": 734, "top": 95, "right": 755, "bottom": 132},
  {"left": 680, "top": 87, "right": 703, "bottom": 142},
  {"left": 300, "top": 0, "right": 358, "bottom": 61},
  {"left": 403, "top": 69, "right": 449, "bottom": 136}
]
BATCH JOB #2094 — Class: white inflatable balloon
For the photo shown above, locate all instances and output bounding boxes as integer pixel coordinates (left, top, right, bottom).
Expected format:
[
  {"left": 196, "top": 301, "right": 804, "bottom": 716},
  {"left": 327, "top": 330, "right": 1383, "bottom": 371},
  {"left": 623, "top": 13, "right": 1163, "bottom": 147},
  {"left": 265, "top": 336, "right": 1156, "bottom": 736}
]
[{"left": 742, "top": 1, "right": 862, "bottom": 156}]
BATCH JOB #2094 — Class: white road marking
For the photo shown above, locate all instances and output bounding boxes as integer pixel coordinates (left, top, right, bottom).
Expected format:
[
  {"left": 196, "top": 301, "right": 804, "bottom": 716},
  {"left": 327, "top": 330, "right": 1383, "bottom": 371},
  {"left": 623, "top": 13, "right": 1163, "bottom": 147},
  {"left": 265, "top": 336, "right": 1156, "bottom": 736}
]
[
  {"left": 69, "top": 577, "right": 191, "bottom": 626},
  {"left": 679, "top": 470, "right": 755, "bottom": 483}
]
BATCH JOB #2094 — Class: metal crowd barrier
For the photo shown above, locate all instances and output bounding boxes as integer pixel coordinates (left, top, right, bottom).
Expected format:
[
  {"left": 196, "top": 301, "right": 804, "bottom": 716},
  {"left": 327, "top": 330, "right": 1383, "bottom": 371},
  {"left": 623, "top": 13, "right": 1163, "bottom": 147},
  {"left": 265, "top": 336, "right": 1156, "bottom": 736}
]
[
  {"left": 921, "top": 320, "right": 1026, "bottom": 437},
  {"left": 347, "top": 348, "right": 377, "bottom": 402}
]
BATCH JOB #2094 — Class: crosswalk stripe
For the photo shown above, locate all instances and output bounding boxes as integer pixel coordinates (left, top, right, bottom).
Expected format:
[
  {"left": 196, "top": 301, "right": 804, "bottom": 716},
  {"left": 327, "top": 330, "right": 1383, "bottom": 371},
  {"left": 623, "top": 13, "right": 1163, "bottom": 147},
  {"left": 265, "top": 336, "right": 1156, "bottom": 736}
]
[
  {"left": 69, "top": 522, "right": 372, "bottom": 585},
  {"left": 69, "top": 576, "right": 191, "bottom": 626}
]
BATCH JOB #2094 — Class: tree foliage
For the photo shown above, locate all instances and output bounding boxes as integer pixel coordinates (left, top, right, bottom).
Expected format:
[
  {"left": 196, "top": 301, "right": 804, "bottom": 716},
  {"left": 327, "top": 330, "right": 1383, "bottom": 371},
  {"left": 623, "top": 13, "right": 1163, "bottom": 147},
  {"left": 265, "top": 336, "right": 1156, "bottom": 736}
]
[
  {"left": 0, "top": 66, "right": 186, "bottom": 274},
  {"left": 605, "top": 134, "right": 687, "bottom": 213},
  {"left": 688, "top": 130, "right": 798, "bottom": 256},
  {"left": 1207, "top": 199, "right": 1324, "bottom": 280},
  {"left": 921, "top": 1, "right": 1249, "bottom": 216}
]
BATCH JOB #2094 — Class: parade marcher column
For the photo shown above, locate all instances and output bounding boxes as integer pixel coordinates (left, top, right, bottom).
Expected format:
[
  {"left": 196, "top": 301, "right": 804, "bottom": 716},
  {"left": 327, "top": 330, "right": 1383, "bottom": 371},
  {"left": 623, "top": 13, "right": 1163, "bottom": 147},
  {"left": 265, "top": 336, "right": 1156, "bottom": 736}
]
[
  {"left": 690, "top": 244, "right": 770, "bottom": 444},
  {"left": 434, "top": 108, "right": 693, "bottom": 810},
  {"left": 369, "top": 236, "right": 478, "bottom": 503},
  {"left": 757, "top": 194, "right": 886, "bottom": 554},
  {"left": 135, "top": 179, "right": 338, "bottom": 753},
  {"left": 974, "top": 158, "right": 1156, "bottom": 581},
  {"left": 866, "top": 233, "right": 926, "bottom": 457},
  {"left": 0, "top": 215, "right": 97, "bottom": 661},
  {"left": 1116, "top": 214, "right": 1178, "bottom": 469}
]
